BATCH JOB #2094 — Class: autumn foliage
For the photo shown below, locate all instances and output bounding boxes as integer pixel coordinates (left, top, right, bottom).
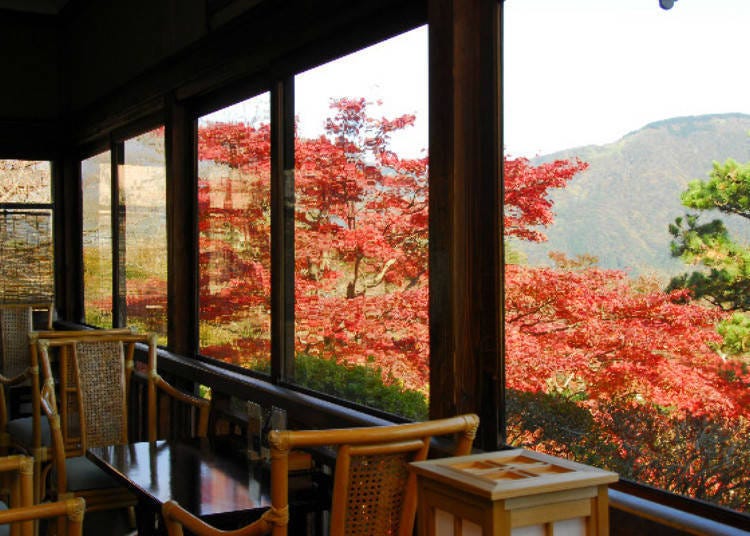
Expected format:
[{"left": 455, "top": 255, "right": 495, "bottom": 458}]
[
  {"left": 197, "top": 98, "right": 429, "bottom": 392},
  {"left": 189, "top": 100, "right": 749, "bottom": 512}
]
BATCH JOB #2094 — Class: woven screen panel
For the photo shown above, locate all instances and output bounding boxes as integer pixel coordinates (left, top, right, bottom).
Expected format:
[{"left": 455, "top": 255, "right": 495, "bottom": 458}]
[
  {"left": 75, "top": 340, "right": 128, "bottom": 447},
  {"left": 344, "top": 452, "right": 410, "bottom": 535},
  {"left": 0, "top": 210, "right": 54, "bottom": 303},
  {"left": 0, "top": 306, "right": 33, "bottom": 378}
]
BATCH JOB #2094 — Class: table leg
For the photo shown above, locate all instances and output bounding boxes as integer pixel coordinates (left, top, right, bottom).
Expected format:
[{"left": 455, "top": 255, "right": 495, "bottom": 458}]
[{"left": 134, "top": 499, "right": 162, "bottom": 536}]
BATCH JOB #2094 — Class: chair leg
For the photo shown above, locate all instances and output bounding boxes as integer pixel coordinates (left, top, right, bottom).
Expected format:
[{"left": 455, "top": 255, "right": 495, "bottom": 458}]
[
  {"left": 39, "top": 462, "right": 52, "bottom": 502},
  {"left": 127, "top": 505, "right": 137, "bottom": 529},
  {"left": 0, "top": 433, "right": 10, "bottom": 457}
]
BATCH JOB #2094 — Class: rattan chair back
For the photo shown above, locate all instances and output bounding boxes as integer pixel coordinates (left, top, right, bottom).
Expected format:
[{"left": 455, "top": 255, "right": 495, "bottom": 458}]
[
  {"left": 336, "top": 439, "right": 427, "bottom": 534},
  {"left": 37, "top": 333, "right": 147, "bottom": 456},
  {"left": 0, "top": 305, "right": 36, "bottom": 454},
  {"left": 161, "top": 414, "right": 479, "bottom": 536},
  {"left": 0, "top": 302, "right": 53, "bottom": 465},
  {"left": 0, "top": 301, "right": 52, "bottom": 379},
  {"left": 12, "top": 328, "right": 132, "bottom": 504},
  {"left": 36, "top": 329, "right": 211, "bottom": 450},
  {"left": 71, "top": 338, "right": 130, "bottom": 450},
  {"left": 0, "top": 306, "right": 34, "bottom": 381}
]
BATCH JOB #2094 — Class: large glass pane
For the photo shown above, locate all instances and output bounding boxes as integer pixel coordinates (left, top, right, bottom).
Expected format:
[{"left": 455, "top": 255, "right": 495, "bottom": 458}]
[
  {"left": 0, "top": 160, "right": 53, "bottom": 302},
  {"left": 121, "top": 127, "right": 167, "bottom": 342},
  {"left": 82, "top": 150, "right": 113, "bottom": 327},
  {"left": 504, "top": 0, "right": 750, "bottom": 513},
  {"left": 294, "top": 26, "right": 429, "bottom": 419},
  {"left": 197, "top": 94, "right": 272, "bottom": 371}
]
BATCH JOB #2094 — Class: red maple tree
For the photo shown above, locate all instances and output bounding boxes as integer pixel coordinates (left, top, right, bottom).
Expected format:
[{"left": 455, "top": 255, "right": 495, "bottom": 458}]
[
  {"left": 196, "top": 98, "right": 431, "bottom": 389},
  {"left": 294, "top": 98, "right": 429, "bottom": 389}
]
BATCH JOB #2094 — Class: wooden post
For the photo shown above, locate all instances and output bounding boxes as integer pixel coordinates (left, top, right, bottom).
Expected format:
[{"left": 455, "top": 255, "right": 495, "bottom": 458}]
[
  {"left": 165, "top": 94, "right": 198, "bottom": 355},
  {"left": 428, "top": 0, "right": 503, "bottom": 450}
]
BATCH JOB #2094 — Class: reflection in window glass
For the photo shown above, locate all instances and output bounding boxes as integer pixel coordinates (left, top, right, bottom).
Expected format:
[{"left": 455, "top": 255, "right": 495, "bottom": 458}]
[
  {"left": 82, "top": 151, "right": 113, "bottom": 327},
  {"left": 0, "top": 160, "right": 54, "bottom": 302},
  {"left": 122, "top": 128, "right": 167, "bottom": 343},
  {"left": 197, "top": 93, "right": 272, "bottom": 372},
  {"left": 294, "top": 26, "right": 429, "bottom": 419},
  {"left": 0, "top": 159, "right": 51, "bottom": 203},
  {"left": 504, "top": 0, "right": 750, "bottom": 513}
]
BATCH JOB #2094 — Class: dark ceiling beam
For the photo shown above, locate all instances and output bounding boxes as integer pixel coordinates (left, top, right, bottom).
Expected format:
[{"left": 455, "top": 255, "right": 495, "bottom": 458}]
[{"left": 63, "top": 0, "right": 426, "bottom": 147}]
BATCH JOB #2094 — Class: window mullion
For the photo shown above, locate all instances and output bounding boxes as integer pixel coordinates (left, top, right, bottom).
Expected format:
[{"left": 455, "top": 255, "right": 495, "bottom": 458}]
[
  {"left": 112, "top": 141, "right": 125, "bottom": 328},
  {"left": 270, "top": 76, "right": 295, "bottom": 384}
]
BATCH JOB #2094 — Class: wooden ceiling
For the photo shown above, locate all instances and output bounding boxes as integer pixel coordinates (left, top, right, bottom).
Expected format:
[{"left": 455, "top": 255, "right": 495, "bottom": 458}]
[{"left": 0, "top": 0, "right": 68, "bottom": 15}]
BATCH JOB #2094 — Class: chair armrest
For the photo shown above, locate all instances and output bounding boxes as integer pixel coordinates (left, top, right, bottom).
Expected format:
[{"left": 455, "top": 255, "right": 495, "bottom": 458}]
[
  {"left": 0, "top": 498, "right": 86, "bottom": 536},
  {"left": 162, "top": 499, "right": 281, "bottom": 536},
  {"left": 151, "top": 373, "right": 211, "bottom": 438},
  {"left": 0, "top": 370, "right": 33, "bottom": 440},
  {"left": 0, "top": 368, "right": 33, "bottom": 387}
]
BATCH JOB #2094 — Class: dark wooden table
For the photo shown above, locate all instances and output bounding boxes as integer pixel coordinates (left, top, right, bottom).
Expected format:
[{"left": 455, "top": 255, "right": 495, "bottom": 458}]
[{"left": 86, "top": 436, "right": 328, "bottom": 535}]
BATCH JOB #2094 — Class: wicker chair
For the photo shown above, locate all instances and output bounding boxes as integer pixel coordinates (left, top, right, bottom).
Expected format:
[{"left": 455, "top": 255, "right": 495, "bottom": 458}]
[
  {"left": 6, "top": 328, "right": 133, "bottom": 505},
  {"left": 0, "top": 302, "right": 54, "bottom": 456},
  {"left": 35, "top": 332, "right": 211, "bottom": 521},
  {"left": 161, "top": 414, "right": 480, "bottom": 536}
]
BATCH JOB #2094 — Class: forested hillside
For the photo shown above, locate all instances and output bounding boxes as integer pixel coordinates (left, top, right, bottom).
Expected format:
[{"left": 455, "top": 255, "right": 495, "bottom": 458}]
[{"left": 514, "top": 113, "right": 750, "bottom": 282}]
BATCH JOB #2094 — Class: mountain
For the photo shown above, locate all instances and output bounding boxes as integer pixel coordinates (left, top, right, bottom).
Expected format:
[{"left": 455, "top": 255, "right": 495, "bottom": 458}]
[{"left": 513, "top": 113, "right": 750, "bottom": 283}]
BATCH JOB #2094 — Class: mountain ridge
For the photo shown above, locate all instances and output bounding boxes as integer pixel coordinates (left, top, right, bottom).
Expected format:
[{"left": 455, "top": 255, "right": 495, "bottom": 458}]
[{"left": 514, "top": 113, "right": 750, "bottom": 282}]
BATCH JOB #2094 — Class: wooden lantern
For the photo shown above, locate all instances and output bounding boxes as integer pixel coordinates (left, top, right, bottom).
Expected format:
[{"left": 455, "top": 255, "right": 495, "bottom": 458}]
[{"left": 410, "top": 449, "right": 618, "bottom": 535}]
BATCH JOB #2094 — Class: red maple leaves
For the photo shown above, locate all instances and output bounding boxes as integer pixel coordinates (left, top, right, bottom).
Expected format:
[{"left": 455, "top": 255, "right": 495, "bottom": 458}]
[
  {"left": 193, "top": 97, "right": 749, "bottom": 424},
  {"left": 505, "top": 263, "right": 747, "bottom": 418}
]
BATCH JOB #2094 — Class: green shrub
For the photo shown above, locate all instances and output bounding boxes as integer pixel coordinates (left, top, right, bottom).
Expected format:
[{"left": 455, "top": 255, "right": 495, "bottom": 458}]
[{"left": 293, "top": 353, "right": 428, "bottom": 420}]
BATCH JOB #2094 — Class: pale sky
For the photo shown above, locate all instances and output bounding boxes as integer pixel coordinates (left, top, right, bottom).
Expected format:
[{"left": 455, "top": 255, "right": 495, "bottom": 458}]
[
  {"left": 202, "top": 27, "right": 429, "bottom": 160},
  {"left": 295, "top": 27, "right": 428, "bottom": 160},
  {"left": 503, "top": 0, "right": 750, "bottom": 157},
  {"left": 203, "top": 1, "right": 750, "bottom": 161}
]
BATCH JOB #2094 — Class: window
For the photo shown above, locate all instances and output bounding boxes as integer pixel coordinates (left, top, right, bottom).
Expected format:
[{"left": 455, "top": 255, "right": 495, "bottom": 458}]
[
  {"left": 197, "top": 94, "right": 272, "bottom": 371},
  {"left": 121, "top": 128, "right": 167, "bottom": 340},
  {"left": 504, "top": 0, "right": 749, "bottom": 514},
  {"left": 0, "top": 159, "right": 53, "bottom": 302},
  {"left": 82, "top": 127, "right": 167, "bottom": 340},
  {"left": 82, "top": 150, "right": 113, "bottom": 326},
  {"left": 293, "top": 26, "right": 429, "bottom": 418},
  {"left": 190, "top": 27, "right": 430, "bottom": 418}
]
